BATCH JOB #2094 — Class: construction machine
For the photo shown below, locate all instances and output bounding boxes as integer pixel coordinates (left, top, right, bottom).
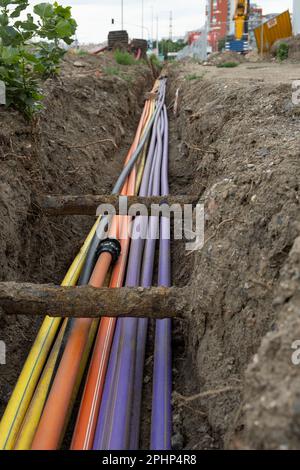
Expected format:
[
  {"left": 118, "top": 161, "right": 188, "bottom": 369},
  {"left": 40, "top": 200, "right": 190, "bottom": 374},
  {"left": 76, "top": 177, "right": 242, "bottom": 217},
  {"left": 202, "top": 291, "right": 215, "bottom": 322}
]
[{"left": 226, "top": 0, "right": 250, "bottom": 53}]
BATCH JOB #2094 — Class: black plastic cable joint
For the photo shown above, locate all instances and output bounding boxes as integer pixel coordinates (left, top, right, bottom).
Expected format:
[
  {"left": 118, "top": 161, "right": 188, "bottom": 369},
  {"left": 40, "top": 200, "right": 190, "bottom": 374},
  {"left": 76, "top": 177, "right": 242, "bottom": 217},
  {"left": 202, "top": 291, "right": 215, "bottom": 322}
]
[{"left": 96, "top": 238, "right": 121, "bottom": 264}]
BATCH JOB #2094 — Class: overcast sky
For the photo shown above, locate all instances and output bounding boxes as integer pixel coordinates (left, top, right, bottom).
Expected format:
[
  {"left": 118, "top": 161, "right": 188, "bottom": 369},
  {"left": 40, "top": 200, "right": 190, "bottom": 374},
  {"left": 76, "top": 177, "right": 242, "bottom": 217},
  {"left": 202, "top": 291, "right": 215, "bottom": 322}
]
[{"left": 29, "top": 1, "right": 294, "bottom": 44}]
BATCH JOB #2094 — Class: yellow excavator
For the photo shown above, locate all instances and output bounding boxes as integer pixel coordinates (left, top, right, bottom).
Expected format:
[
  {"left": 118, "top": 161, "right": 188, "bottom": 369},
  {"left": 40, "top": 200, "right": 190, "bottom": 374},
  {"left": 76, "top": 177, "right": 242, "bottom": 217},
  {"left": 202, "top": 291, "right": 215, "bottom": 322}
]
[{"left": 226, "top": 0, "right": 250, "bottom": 53}]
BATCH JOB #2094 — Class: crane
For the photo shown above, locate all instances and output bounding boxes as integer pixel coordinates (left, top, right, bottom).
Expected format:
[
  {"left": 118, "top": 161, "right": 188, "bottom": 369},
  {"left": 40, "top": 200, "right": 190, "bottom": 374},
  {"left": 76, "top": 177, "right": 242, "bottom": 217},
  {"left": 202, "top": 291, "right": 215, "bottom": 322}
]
[{"left": 226, "top": 0, "right": 250, "bottom": 53}]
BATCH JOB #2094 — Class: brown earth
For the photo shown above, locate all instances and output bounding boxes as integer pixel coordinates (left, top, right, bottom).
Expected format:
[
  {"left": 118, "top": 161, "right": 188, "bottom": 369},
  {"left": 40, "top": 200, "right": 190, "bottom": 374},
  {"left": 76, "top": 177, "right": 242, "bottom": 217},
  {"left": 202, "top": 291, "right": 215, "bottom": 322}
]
[
  {"left": 167, "top": 61, "right": 300, "bottom": 450},
  {"left": 1, "top": 55, "right": 300, "bottom": 450}
]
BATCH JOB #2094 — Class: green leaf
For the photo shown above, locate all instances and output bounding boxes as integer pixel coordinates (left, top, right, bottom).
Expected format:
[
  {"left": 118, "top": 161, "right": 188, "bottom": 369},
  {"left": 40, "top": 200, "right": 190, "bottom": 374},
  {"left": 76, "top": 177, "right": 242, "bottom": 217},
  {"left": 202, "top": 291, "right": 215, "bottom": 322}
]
[
  {"left": 0, "top": 25, "right": 23, "bottom": 46},
  {"left": 22, "top": 50, "right": 38, "bottom": 63},
  {"left": 33, "top": 3, "right": 53, "bottom": 18},
  {"left": 11, "top": 3, "right": 28, "bottom": 18},
  {"left": 0, "top": 65, "right": 9, "bottom": 78},
  {"left": 15, "top": 18, "right": 38, "bottom": 32},
  {"left": 1, "top": 45, "right": 19, "bottom": 63},
  {"left": 54, "top": 4, "right": 71, "bottom": 20},
  {"left": 63, "top": 36, "right": 73, "bottom": 45},
  {"left": 0, "top": 13, "right": 8, "bottom": 26},
  {"left": 0, "top": 1, "right": 12, "bottom": 7},
  {"left": 55, "top": 18, "right": 72, "bottom": 38}
]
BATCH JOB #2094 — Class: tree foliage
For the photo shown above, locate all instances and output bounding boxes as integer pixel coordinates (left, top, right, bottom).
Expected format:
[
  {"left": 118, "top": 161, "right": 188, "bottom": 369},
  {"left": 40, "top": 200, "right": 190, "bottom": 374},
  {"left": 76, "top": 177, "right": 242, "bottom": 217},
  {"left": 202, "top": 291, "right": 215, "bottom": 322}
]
[
  {"left": 153, "top": 39, "right": 185, "bottom": 59},
  {"left": 0, "top": 1, "right": 77, "bottom": 117}
]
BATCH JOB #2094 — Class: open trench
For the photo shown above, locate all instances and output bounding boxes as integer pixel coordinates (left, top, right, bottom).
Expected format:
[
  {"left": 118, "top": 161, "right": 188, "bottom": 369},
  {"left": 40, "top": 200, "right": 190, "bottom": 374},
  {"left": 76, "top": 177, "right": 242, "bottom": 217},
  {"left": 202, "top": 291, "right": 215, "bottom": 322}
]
[{"left": 1, "top": 56, "right": 300, "bottom": 450}]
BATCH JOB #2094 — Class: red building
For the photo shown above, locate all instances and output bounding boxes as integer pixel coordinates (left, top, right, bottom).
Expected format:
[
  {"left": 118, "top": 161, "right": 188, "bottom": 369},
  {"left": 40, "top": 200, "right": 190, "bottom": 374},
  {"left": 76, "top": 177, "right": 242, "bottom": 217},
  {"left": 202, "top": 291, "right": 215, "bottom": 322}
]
[{"left": 206, "top": 0, "right": 230, "bottom": 52}]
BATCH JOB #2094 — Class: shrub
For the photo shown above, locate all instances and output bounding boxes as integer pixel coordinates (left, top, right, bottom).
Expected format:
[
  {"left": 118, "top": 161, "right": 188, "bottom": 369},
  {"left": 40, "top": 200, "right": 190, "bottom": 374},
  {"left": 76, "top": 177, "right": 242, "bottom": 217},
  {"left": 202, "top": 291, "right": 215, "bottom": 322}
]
[
  {"left": 105, "top": 66, "right": 120, "bottom": 76},
  {"left": 185, "top": 73, "right": 202, "bottom": 81},
  {"left": 277, "top": 42, "right": 289, "bottom": 61},
  {"left": 75, "top": 48, "right": 88, "bottom": 57},
  {"left": 149, "top": 53, "right": 161, "bottom": 68},
  {"left": 217, "top": 61, "right": 239, "bottom": 68},
  {"left": 0, "top": 1, "right": 77, "bottom": 117},
  {"left": 218, "top": 37, "right": 226, "bottom": 52},
  {"left": 114, "top": 49, "right": 135, "bottom": 66}
]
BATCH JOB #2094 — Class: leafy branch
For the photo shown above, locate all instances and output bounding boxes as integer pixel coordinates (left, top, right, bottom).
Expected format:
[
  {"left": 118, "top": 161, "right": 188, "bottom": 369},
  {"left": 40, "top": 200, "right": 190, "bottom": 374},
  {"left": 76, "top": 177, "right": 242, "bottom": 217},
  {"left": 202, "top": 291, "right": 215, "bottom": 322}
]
[{"left": 0, "top": 1, "right": 77, "bottom": 117}]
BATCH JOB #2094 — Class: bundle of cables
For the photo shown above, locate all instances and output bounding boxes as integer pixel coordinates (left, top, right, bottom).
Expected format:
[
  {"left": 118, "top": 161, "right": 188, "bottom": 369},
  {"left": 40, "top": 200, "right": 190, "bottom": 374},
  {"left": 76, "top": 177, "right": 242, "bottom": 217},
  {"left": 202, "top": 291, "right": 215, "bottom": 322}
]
[{"left": 0, "top": 77, "right": 172, "bottom": 451}]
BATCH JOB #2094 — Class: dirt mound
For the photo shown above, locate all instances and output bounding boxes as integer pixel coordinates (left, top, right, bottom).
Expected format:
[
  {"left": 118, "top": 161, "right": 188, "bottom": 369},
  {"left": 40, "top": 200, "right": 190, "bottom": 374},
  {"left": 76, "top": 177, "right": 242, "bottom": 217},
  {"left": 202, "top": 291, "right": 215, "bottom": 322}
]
[
  {"left": 271, "top": 34, "right": 300, "bottom": 61},
  {"left": 167, "top": 62, "right": 300, "bottom": 449},
  {"left": 0, "top": 52, "right": 152, "bottom": 417},
  {"left": 244, "top": 237, "right": 300, "bottom": 449},
  {"left": 206, "top": 51, "right": 246, "bottom": 66}
]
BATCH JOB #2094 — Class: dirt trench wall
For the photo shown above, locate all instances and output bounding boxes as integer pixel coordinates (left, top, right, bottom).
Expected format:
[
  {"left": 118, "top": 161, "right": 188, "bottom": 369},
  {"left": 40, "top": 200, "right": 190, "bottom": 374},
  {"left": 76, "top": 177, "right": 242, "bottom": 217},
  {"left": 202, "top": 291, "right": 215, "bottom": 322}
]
[
  {"left": 0, "top": 54, "right": 152, "bottom": 417},
  {"left": 168, "top": 64, "right": 300, "bottom": 449}
]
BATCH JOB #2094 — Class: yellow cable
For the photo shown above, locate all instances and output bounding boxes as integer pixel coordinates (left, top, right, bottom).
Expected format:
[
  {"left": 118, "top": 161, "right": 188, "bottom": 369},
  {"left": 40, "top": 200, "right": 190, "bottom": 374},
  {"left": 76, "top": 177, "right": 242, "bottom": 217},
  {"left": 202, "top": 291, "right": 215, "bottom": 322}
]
[
  {"left": 135, "top": 100, "right": 156, "bottom": 194},
  {"left": 14, "top": 319, "right": 69, "bottom": 450}
]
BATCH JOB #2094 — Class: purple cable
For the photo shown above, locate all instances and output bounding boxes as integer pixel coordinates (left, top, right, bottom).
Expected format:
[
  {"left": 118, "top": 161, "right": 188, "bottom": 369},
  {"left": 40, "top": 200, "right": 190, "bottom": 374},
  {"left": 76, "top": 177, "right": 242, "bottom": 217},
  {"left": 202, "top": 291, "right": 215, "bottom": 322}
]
[{"left": 151, "top": 104, "right": 172, "bottom": 450}]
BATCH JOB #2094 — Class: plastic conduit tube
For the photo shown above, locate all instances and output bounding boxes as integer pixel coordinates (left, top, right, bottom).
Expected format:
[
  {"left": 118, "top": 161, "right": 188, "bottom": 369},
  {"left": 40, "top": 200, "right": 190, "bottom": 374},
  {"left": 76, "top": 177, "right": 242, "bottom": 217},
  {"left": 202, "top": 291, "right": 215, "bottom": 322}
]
[
  {"left": 61, "top": 317, "right": 100, "bottom": 444},
  {"left": 130, "top": 102, "right": 166, "bottom": 449},
  {"left": 90, "top": 125, "right": 156, "bottom": 450},
  {"left": 13, "top": 318, "right": 68, "bottom": 449},
  {"left": 151, "top": 103, "right": 172, "bottom": 450},
  {"left": 70, "top": 99, "right": 155, "bottom": 450}
]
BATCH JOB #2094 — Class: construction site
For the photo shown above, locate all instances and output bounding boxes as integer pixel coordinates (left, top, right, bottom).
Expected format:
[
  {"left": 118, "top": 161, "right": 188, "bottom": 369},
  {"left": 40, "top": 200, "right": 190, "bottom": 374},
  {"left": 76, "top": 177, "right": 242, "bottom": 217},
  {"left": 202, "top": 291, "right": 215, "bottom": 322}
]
[{"left": 0, "top": 0, "right": 300, "bottom": 456}]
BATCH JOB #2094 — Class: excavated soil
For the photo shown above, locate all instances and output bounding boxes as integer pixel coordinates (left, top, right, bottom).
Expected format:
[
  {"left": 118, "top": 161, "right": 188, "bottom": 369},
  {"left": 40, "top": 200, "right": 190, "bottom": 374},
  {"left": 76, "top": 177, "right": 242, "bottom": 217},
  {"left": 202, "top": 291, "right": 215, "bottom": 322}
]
[
  {"left": 1, "top": 56, "right": 300, "bottom": 450},
  {"left": 167, "top": 61, "right": 300, "bottom": 450}
]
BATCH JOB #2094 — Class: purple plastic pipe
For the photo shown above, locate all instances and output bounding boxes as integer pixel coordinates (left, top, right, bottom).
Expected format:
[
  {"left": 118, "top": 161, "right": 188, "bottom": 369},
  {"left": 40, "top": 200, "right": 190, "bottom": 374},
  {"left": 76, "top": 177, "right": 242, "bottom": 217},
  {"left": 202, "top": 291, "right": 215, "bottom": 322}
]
[{"left": 151, "top": 104, "right": 172, "bottom": 450}]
